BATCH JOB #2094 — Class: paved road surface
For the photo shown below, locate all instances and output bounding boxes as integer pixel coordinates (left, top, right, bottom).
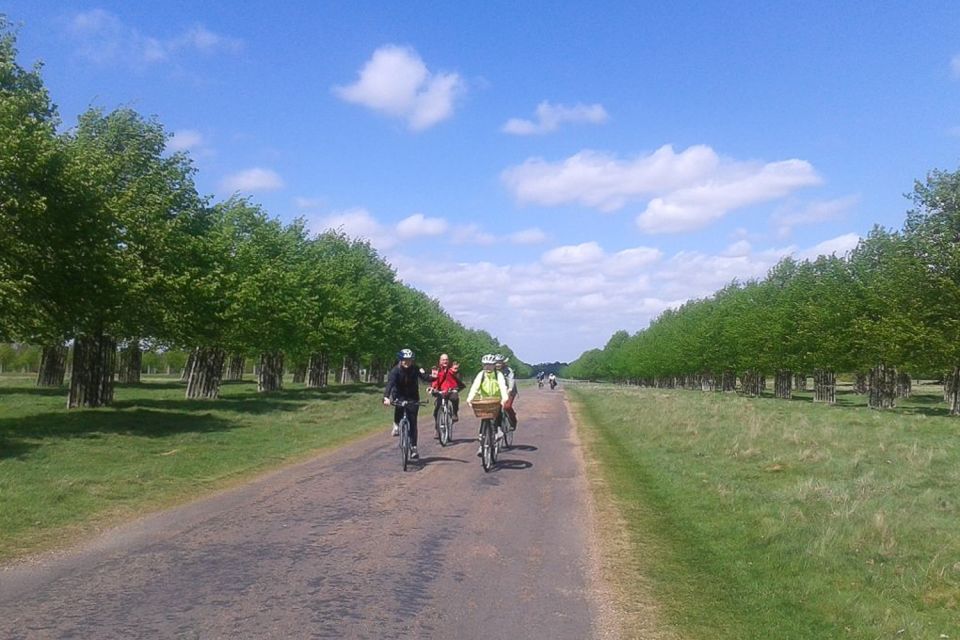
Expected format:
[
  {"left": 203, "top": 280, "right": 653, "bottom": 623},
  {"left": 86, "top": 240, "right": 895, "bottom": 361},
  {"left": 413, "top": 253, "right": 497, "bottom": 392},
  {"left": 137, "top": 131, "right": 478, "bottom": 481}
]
[{"left": 0, "top": 386, "right": 609, "bottom": 639}]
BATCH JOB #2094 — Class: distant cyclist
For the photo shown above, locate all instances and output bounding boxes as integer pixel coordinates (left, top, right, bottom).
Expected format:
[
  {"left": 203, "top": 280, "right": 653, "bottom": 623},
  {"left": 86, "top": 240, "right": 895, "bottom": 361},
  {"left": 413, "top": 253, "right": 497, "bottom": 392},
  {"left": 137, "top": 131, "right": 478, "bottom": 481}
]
[
  {"left": 429, "top": 353, "right": 465, "bottom": 423},
  {"left": 383, "top": 348, "right": 432, "bottom": 459},
  {"left": 548, "top": 372, "right": 557, "bottom": 389},
  {"left": 494, "top": 354, "right": 518, "bottom": 429},
  {"left": 466, "top": 354, "right": 510, "bottom": 456}
]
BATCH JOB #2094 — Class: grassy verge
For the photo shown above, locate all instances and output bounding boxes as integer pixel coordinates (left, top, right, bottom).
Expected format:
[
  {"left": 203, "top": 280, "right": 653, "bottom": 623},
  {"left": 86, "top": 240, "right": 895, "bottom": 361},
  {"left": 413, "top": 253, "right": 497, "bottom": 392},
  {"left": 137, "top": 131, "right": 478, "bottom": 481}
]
[
  {"left": 568, "top": 383, "right": 960, "bottom": 639},
  {"left": 0, "top": 375, "right": 386, "bottom": 562}
]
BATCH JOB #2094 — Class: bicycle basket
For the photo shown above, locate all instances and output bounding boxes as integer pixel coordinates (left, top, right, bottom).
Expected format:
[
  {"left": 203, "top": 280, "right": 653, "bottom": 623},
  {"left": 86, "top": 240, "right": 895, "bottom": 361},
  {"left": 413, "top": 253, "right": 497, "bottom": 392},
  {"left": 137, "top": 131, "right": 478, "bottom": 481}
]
[{"left": 470, "top": 397, "right": 501, "bottom": 419}]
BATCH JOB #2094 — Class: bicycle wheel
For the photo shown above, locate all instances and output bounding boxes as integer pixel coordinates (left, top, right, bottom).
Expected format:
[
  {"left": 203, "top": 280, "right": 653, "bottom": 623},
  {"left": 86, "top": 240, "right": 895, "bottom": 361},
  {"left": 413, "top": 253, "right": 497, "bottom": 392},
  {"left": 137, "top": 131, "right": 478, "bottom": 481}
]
[
  {"left": 439, "top": 403, "right": 450, "bottom": 446},
  {"left": 481, "top": 419, "right": 494, "bottom": 471},
  {"left": 400, "top": 417, "right": 409, "bottom": 471},
  {"left": 443, "top": 403, "right": 453, "bottom": 445},
  {"left": 503, "top": 413, "right": 513, "bottom": 448}
]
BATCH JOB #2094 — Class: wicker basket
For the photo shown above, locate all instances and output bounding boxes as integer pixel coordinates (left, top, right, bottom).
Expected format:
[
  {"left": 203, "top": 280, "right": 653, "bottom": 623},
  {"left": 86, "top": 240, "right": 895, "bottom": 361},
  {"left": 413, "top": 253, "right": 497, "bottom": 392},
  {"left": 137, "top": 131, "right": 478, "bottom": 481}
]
[{"left": 470, "top": 397, "right": 501, "bottom": 419}]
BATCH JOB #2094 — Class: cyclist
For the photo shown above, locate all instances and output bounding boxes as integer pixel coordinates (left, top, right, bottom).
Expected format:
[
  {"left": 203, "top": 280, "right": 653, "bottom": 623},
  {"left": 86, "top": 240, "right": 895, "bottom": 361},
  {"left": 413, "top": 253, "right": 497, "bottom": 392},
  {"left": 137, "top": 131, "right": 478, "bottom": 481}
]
[
  {"left": 429, "top": 353, "right": 465, "bottom": 424},
  {"left": 494, "top": 354, "right": 519, "bottom": 429},
  {"left": 466, "top": 354, "right": 510, "bottom": 456},
  {"left": 383, "top": 348, "right": 432, "bottom": 459},
  {"left": 537, "top": 370, "right": 545, "bottom": 387},
  {"left": 548, "top": 372, "right": 557, "bottom": 389}
]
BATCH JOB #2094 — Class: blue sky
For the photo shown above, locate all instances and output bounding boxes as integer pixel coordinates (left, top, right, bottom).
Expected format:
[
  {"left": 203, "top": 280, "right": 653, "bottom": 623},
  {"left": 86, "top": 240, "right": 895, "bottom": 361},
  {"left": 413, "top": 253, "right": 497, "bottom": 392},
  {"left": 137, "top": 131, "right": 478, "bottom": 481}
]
[{"left": 7, "top": 1, "right": 960, "bottom": 363}]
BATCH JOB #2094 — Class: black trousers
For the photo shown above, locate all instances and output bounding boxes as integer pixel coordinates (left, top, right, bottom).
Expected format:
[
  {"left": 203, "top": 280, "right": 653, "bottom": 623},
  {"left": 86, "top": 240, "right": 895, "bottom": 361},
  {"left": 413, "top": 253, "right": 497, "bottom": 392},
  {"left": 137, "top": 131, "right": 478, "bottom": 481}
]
[
  {"left": 433, "top": 395, "right": 460, "bottom": 418},
  {"left": 394, "top": 403, "right": 420, "bottom": 446}
]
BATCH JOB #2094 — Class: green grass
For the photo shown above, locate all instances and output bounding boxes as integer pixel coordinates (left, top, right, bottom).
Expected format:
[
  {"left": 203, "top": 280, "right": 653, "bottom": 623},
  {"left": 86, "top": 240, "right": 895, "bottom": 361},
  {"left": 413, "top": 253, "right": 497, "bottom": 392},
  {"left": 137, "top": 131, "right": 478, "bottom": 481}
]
[
  {"left": 569, "top": 383, "right": 960, "bottom": 639},
  {"left": 0, "top": 374, "right": 387, "bottom": 561}
]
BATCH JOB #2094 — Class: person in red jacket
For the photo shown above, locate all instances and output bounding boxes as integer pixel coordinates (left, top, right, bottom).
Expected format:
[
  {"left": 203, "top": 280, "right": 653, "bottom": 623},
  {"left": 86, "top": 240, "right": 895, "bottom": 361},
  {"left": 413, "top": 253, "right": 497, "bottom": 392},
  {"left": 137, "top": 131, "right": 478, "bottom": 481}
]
[{"left": 429, "top": 353, "right": 465, "bottom": 422}]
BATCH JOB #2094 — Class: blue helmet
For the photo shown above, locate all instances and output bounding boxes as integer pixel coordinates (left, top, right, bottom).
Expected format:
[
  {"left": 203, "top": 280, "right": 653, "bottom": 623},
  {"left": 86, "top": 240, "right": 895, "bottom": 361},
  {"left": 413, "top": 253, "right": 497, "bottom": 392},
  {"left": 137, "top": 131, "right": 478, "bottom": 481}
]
[{"left": 397, "top": 348, "right": 415, "bottom": 360}]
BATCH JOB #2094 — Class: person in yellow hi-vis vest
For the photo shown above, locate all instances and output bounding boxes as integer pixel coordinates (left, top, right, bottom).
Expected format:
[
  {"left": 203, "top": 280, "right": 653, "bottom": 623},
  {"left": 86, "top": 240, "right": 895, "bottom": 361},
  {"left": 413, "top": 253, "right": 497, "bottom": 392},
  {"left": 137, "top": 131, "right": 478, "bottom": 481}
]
[{"left": 466, "top": 353, "right": 510, "bottom": 457}]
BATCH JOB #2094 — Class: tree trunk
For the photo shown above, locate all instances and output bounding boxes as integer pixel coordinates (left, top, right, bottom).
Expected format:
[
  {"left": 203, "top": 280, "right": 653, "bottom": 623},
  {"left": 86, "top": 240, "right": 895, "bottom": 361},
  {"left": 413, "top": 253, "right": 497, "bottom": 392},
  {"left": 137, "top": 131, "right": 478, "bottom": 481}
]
[
  {"left": 180, "top": 349, "right": 196, "bottom": 382},
  {"left": 793, "top": 373, "right": 807, "bottom": 391},
  {"left": 700, "top": 372, "right": 715, "bottom": 392},
  {"left": 774, "top": 370, "right": 792, "bottom": 400},
  {"left": 117, "top": 341, "right": 142, "bottom": 384},
  {"left": 947, "top": 367, "right": 960, "bottom": 416},
  {"left": 292, "top": 361, "right": 307, "bottom": 384},
  {"left": 185, "top": 347, "right": 225, "bottom": 399},
  {"left": 37, "top": 345, "right": 68, "bottom": 387},
  {"left": 338, "top": 356, "right": 359, "bottom": 384},
  {"left": 721, "top": 370, "right": 736, "bottom": 392},
  {"left": 225, "top": 354, "right": 245, "bottom": 381},
  {"left": 868, "top": 363, "right": 896, "bottom": 409},
  {"left": 854, "top": 372, "right": 868, "bottom": 395},
  {"left": 740, "top": 371, "right": 763, "bottom": 397},
  {"left": 306, "top": 352, "right": 329, "bottom": 388},
  {"left": 895, "top": 372, "right": 912, "bottom": 398},
  {"left": 813, "top": 369, "right": 836, "bottom": 404},
  {"left": 68, "top": 332, "right": 117, "bottom": 408},
  {"left": 258, "top": 352, "right": 285, "bottom": 392}
]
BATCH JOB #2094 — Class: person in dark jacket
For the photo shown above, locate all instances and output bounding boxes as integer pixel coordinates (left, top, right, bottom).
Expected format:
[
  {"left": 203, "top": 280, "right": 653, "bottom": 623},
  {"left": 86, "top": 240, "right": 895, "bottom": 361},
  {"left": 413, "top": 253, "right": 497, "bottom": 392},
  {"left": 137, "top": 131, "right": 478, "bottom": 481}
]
[{"left": 383, "top": 348, "right": 432, "bottom": 459}]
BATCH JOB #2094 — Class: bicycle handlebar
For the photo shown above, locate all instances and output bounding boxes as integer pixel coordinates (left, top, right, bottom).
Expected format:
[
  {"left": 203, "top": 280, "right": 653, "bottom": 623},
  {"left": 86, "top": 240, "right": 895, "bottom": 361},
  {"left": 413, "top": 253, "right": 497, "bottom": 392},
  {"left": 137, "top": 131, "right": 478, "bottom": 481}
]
[{"left": 390, "top": 399, "right": 428, "bottom": 407}]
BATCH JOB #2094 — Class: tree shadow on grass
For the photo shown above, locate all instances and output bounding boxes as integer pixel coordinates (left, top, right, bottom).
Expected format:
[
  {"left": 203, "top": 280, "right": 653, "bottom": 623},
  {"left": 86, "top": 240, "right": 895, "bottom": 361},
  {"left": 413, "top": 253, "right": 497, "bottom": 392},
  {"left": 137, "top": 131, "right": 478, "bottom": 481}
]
[
  {"left": 0, "top": 408, "right": 237, "bottom": 460},
  {"left": 112, "top": 384, "right": 382, "bottom": 415},
  {"left": 0, "top": 386, "right": 67, "bottom": 398}
]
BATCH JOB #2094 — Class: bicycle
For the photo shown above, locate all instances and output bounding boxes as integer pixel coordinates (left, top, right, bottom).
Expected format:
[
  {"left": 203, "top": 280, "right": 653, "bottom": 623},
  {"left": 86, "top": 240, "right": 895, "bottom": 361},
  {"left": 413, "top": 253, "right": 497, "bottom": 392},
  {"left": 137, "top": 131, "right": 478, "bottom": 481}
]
[
  {"left": 471, "top": 398, "right": 502, "bottom": 472},
  {"left": 500, "top": 406, "right": 515, "bottom": 449},
  {"left": 538, "top": 379, "right": 544, "bottom": 389},
  {"left": 431, "top": 389, "right": 457, "bottom": 447},
  {"left": 391, "top": 399, "right": 425, "bottom": 471}
]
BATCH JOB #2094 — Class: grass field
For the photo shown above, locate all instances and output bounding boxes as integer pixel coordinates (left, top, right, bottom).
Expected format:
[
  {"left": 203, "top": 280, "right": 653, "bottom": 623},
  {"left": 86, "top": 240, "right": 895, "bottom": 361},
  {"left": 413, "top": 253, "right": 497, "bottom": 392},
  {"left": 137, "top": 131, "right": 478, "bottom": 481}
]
[
  {"left": 0, "top": 374, "right": 387, "bottom": 562},
  {"left": 568, "top": 382, "right": 960, "bottom": 640}
]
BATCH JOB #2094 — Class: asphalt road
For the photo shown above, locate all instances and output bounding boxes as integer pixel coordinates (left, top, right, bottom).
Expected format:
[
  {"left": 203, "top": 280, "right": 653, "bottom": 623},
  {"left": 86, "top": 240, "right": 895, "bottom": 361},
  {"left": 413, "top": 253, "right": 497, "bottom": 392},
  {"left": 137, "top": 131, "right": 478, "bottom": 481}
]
[{"left": 0, "top": 385, "right": 610, "bottom": 639}]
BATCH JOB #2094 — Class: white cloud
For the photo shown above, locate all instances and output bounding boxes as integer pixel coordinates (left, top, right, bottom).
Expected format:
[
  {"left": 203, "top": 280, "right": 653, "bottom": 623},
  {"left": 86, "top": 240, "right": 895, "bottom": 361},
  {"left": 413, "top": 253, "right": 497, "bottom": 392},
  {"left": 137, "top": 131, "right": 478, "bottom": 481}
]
[
  {"left": 723, "top": 240, "right": 752, "bottom": 257},
  {"left": 772, "top": 195, "right": 859, "bottom": 238},
  {"left": 451, "top": 223, "right": 497, "bottom": 245},
  {"left": 171, "top": 25, "right": 242, "bottom": 55},
  {"left": 636, "top": 159, "right": 821, "bottom": 234},
  {"left": 168, "top": 129, "right": 204, "bottom": 152},
  {"left": 952, "top": 54, "right": 960, "bottom": 78},
  {"left": 68, "top": 10, "right": 241, "bottom": 67},
  {"left": 396, "top": 213, "right": 449, "bottom": 238},
  {"left": 502, "top": 101, "right": 609, "bottom": 135},
  {"left": 502, "top": 144, "right": 821, "bottom": 234},
  {"left": 294, "top": 196, "right": 325, "bottom": 210},
  {"left": 796, "top": 233, "right": 860, "bottom": 260},
  {"left": 219, "top": 168, "right": 285, "bottom": 193},
  {"left": 503, "top": 145, "right": 720, "bottom": 211},
  {"left": 389, "top": 232, "right": 853, "bottom": 363},
  {"left": 508, "top": 228, "right": 548, "bottom": 245},
  {"left": 333, "top": 45, "right": 465, "bottom": 131},
  {"left": 309, "top": 208, "right": 396, "bottom": 249},
  {"left": 542, "top": 241, "right": 605, "bottom": 267}
]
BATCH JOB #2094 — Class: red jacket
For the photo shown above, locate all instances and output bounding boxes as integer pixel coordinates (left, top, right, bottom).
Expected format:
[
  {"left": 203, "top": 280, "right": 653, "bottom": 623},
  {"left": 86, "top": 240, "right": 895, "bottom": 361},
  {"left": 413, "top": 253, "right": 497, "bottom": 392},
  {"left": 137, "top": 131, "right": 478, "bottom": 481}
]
[{"left": 431, "top": 365, "right": 464, "bottom": 392}]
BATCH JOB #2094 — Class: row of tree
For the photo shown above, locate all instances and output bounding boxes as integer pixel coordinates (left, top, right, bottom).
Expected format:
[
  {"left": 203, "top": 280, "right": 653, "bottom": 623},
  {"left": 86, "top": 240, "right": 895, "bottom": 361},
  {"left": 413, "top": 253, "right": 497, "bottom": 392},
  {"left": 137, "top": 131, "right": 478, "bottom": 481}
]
[
  {"left": 0, "top": 21, "right": 527, "bottom": 407},
  {"left": 564, "top": 168, "right": 960, "bottom": 415}
]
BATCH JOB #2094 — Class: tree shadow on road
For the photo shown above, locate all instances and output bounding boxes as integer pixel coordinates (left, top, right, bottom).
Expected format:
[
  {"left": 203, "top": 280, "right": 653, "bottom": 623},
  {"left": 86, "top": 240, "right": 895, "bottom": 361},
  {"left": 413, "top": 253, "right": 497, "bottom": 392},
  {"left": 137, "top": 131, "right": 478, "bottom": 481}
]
[
  {"left": 413, "top": 456, "right": 469, "bottom": 466},
  {"left": 508, "top": 444, "right": 538, "bottom": 452},
  {"left": 495, "top": 459, "right": 533, "bottom": 471}
]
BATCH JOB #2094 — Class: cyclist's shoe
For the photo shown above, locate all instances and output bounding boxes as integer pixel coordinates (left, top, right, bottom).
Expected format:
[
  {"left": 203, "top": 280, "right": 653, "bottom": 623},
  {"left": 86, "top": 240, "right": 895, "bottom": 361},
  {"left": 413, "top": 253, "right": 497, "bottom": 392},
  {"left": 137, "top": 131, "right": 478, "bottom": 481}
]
[
  {"left": 452, "top": 412, "right": 459, "bottom": 423},
  {"left": 476, "top": 445, "right": 483, "bottom": 457},
  {"left": 496, "top": 428, "right": 505, "bottom": 441},
  {"left": 391, "top": 423, "right": 399, "bottom": 437},
  {"left": 410, "top": 446, "right": 419, "bottom": 460}
]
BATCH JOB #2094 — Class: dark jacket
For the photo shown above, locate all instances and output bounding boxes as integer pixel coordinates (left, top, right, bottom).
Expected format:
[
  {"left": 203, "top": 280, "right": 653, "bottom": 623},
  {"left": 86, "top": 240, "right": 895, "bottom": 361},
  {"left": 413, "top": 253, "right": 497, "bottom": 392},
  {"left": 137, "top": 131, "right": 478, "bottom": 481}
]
[{"left": 384, "top": 363, "right": 432, "bottom": 402}]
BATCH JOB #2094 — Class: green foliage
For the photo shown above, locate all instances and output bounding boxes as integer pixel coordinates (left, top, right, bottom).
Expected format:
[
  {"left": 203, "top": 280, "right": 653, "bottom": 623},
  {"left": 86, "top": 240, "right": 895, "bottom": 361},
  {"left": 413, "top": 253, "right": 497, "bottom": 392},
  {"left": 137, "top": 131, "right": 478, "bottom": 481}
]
[{"left": 0, "top": 30, "right": 525, "bottom": 398}]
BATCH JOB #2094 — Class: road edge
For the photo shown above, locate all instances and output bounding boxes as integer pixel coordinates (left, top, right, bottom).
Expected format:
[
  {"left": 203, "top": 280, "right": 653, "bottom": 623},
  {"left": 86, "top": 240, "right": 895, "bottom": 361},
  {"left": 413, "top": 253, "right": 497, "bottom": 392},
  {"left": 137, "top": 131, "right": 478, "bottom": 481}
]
[{"left": 564, "top": 388, "right": 677, "bottom": 640}]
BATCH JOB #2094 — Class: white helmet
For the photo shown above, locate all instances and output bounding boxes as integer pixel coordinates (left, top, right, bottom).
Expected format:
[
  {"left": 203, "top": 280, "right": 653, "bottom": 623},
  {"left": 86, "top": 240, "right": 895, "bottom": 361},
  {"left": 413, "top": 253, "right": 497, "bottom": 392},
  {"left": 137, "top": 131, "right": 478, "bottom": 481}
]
[{"left": 481, "top": 354, "right": 497, "bottom": 365}]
